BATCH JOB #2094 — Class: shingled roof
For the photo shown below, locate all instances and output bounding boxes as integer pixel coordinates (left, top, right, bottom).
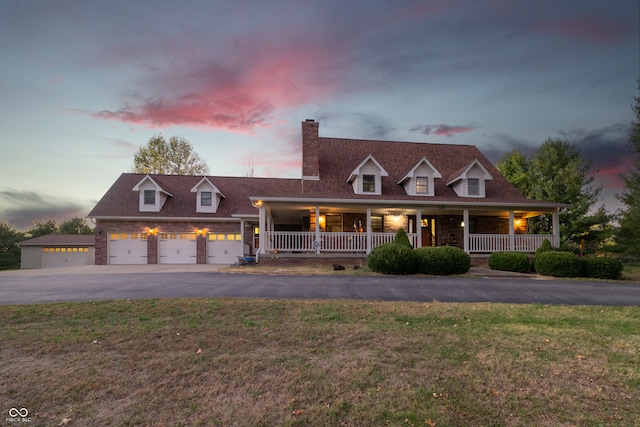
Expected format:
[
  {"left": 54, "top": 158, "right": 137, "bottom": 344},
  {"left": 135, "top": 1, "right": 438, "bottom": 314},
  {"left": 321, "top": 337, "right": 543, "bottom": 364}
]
[
  {"left": 17, "top": 234, "right": 95, "bottom": 246},
  {"left": 299, "top": 136, "right": 546, "bottom": 205},
  {"left": 89, "top": 121, "right": 558, "bottom": 219},
  {"left": 88, "top": 174, "right": 303, "bottom": 219}
]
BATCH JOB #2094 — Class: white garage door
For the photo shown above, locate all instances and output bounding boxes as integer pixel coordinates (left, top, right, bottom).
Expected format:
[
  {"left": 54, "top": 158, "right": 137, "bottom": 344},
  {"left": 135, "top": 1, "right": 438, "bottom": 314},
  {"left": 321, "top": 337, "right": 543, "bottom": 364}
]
[
  {"left": 208, "top": 233, "right": 243, "bottom": 264},
  {"left": 109, "top": 233, "right": 148, "bottom": 264},
  {"left": 159, "top": 233, "right": 197, "bottom": 264},
  {"left": 42, "top": 247, "right": 91, "bottom": 268}
]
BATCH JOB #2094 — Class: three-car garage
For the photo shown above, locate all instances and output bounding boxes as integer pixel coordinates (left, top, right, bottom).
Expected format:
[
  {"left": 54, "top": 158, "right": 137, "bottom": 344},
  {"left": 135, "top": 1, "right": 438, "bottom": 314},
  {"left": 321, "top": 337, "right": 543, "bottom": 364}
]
[{"left": 106, "top": 230, "right": 245, "bottom": 265}]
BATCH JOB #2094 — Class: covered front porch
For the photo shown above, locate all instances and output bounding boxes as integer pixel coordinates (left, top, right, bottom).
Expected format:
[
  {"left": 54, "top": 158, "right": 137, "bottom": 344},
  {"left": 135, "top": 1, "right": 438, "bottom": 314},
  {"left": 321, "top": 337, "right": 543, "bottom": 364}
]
[{"left": 252, "top": 199, "right": 560, "bottom": 258}]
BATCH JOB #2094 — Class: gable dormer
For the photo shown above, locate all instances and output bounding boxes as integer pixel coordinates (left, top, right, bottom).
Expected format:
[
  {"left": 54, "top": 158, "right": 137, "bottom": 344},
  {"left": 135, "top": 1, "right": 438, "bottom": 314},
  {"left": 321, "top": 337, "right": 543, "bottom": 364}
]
[
  {"left": 446, "top": 159, "right": 493, "bottom": 198},
  {"left": 347, "top": 154, "right": 388, "bottom": 195},
  {"left": 398, "top": 157, "right": 442, "bottom": 196},
  {"left": 190, "top": 177, "right": 225, "bottom": 213},
  {"left": 132, "top": 175, "right": 173, "bottom": 212}
]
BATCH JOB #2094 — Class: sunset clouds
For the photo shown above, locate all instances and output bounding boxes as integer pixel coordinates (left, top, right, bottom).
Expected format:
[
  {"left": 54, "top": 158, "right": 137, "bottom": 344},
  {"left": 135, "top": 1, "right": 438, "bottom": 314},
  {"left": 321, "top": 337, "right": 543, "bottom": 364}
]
[{"left": 0, "top": 0, "right": 637, "bottom": 227}]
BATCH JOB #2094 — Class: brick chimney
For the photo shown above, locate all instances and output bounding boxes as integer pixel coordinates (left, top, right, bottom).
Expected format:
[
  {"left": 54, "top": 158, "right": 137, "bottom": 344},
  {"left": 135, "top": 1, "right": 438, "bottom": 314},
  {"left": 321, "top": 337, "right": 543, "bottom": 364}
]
[{"left": 302, "top": 119, "right": 320, "bottom": 180}]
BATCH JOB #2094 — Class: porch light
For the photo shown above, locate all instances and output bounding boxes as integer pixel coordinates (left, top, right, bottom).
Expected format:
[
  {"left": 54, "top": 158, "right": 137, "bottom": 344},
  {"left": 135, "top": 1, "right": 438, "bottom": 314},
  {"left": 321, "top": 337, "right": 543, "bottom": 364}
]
[
  {"left": 515, "top": 219, "right": 522, "bottom": 227},
  {"left": 146, "top": 227, "right": 158, "bottom": 236},
  {"left": 196, "top": 228, "right": 208, "bottom": 236},
  {"left": 461, "top": 221, "right": 465, "bottom": 228},
  {"left": 253, "top": 200, "right": 263, "bottom": 207}
]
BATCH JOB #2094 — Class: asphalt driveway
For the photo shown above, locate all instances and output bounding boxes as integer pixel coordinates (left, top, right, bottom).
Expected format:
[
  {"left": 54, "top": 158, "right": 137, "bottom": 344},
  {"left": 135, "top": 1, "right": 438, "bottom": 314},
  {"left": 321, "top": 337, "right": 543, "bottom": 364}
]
[{"left": 0, "top": 265, "right": 639, "bottom": 306}]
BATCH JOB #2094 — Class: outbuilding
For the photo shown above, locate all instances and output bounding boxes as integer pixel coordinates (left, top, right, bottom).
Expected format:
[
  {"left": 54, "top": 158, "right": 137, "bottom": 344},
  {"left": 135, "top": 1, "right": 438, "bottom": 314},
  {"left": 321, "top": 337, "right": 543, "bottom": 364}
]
[{"left": 17, "top": 235, "right": 95, "bottom": 269}]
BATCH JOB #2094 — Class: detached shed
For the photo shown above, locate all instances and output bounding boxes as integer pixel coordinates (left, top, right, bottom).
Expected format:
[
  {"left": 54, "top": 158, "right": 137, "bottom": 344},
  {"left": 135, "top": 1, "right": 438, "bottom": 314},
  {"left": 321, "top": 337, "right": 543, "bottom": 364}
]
[{"left": 17, "top": 235, "right": 95, "bottom": 269}]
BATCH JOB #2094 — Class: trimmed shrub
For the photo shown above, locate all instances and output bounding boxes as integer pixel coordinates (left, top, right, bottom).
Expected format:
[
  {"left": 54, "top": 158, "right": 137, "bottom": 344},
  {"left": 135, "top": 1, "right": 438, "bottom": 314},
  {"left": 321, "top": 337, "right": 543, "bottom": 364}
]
[
  {"left": 415, "top": 246, "right": 471, "bottom": 275},
  {"left": 394, "top": 228, "right": 413, "bottom": 248},
  {"left": 442, "top": 246, "right": 471, "bottom": 274},
  {"left": 535, "top": 239, "right": 554, "bottom": 255},
  {"left": 582, "top": 256, "right": 623, "bottom": 280},
  {"left": 488, "top": 251, "right": 531, "bottom": 273},
  {"left": 534, "top": 251, "right": 583, "bottom": 277},
  {"left": 415, "top": 247, "right": 450, "bottom": 275},
  {"left": 367, "top": 243, "right": 417, "bottom": 275}
]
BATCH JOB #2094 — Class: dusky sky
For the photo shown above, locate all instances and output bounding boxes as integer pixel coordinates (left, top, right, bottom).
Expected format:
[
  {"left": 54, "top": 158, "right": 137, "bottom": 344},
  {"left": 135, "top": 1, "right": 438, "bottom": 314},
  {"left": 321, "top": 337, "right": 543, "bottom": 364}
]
[{"left": 1, "top": 0, "right": 638, "bottom": 229}]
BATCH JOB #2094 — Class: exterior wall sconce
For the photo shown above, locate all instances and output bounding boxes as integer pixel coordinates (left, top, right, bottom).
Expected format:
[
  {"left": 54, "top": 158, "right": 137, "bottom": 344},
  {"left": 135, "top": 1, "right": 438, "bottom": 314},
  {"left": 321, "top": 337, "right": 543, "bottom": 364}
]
[
  {"left": 515, "top": 219, "right": 522, "bottom": 227},
  {"left": 460, "top": 221, "right": 465, "bottom": 228},
  {"left": 196, "top": 228, "right": 208, "bottom": 236},
  {"left": 252, "top": 200, "right": 263, "bottom": 207},
  {"left": 146, "top": 227, "right": 158, "bottom": 236}
]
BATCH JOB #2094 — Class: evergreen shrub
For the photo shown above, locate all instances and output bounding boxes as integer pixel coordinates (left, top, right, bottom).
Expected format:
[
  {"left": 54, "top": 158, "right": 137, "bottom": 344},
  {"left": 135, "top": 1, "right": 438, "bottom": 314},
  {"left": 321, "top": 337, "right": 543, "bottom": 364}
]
[
  {"left": 534, "top": 251, "right": 583, "bottom": 277},
  {"left": 367, "top": 243, "right": 416, "bottom": 275},
  {"left": 415, "top": 246, "right": 471, "bottom": 275},
  {"left": 488, "top": 251, "right": 531, "bottom": 273},
  {"left": 582, "top": 256, "right": 623, "bottom": 280},
  {"left": 394, "top": 229, "right": 413, "bottom": 248}
]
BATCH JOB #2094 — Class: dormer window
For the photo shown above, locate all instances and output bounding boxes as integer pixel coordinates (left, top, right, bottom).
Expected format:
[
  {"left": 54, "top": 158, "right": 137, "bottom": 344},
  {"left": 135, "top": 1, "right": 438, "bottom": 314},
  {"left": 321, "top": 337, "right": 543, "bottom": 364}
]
[
  {"left": 446, "top": 159, "right": 493, "bottom": 198},
  {"left": 467, "top": 178, "right": 480, "bottom": 196},
  {"left": 416, "top": 177, "right": 428, "bottom": 194},
  {"left": 363, "top": 175, "right": 376, "bottom": 193},
  {"left": 398, "top": 158, "right": 441, "bottom": 196},
  {"left": 133, "top": 175, "right": 172, "bottom": 212},
  {"left": 191, "top": 177, "right": 225, "bottom": 213},
  {"left": 144, "top": 190, "right": 156, "bottom": 205},
  {"left": 201, "top": 191, "right": 212, "bottom": 207},
  {"left": 347, "top": 155, "right": 388, "bottom": 196}
]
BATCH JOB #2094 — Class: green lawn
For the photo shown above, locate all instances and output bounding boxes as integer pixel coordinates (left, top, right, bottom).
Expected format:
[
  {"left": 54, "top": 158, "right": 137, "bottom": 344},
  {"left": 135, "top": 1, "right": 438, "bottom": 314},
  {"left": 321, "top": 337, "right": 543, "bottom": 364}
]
[{"left": 2, "top": 298, "right": 639, "bottom": 426}]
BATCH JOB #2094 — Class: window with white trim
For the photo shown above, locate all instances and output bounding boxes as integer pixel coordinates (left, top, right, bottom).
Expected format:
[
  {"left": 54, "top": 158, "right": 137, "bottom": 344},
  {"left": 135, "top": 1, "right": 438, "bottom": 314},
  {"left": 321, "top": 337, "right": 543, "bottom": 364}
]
[
  {"left": 416, "top": 177, "right": 428, "bottom": 194},
  {"left": 363, "top": 175, "right": 376, "bottom": 193},
  {"left": 468, "top": 178, "right": 480, "bottom": 196},
  {"left": 144, "top": 190, "right": 156, "bottom": 205}
]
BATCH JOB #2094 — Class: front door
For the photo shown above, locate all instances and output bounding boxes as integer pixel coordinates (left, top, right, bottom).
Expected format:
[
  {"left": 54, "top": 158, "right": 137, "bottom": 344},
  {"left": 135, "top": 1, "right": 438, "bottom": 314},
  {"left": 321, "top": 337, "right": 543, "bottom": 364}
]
[{"left": 420, "top": 217, "right": 437, "bottom": 247}]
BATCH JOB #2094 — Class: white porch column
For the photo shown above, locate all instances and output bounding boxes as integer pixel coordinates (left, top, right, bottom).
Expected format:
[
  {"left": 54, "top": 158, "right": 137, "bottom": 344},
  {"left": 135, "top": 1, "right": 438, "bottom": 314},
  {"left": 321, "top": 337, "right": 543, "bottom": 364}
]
[
  {"left": 315, "top": 204, "right": 321, "bottom": 254},
  {"left": 416, "top": 209, "right": 422, "bottom": 248},
  {"left": 366, "top": 207, "right": 372, "bottom": 254},
  {"left": 258, "top": 205, "right": 266, "bottom": 254},
  {"left": 552, "top": 208, "right": 560, "bottom": 247},
  {"left": 509, "top": 210, "right": 515, "bottom": 251},
  {"left": 463, "top": 209, "right": 470, "bottom": 253}
]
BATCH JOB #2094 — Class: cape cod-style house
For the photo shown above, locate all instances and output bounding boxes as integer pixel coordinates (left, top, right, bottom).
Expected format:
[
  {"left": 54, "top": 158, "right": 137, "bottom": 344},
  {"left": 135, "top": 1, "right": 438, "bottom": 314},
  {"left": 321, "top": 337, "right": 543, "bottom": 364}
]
[{"left": 88, "top": 120, "right": 562, "bottom": 265}]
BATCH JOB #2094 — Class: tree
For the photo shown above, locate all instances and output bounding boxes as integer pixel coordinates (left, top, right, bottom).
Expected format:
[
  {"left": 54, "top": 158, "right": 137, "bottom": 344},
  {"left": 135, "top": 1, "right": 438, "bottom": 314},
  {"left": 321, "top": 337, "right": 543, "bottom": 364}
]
[
  {"left": 0, "top": 221, "right": 23, "bottom": 270},
  {"left": 133, "top": 135, "right": 210, "bottom": 175},
  {"left": 497, "top": 138, "right": 607, "bottom": 252},
  {"left": 58, "top": 217, "right": 93, "bottom": 235},
  {"left": 615, "top": 80, "right": 640, "bottom": 259},
  {"left": 27, "top": 219, "right": 58, "bottom": 238}
]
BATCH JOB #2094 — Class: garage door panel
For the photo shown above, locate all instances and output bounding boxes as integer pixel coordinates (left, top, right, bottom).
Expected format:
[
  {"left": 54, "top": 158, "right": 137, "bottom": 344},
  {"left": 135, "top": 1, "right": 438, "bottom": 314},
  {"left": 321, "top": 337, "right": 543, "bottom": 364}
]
[
  {"left": 43, "top": 248, "right": 91, "bottom": 268},
  {"left": 109, "top": 233, "right": 148, "bottom": 265},
  {"left": 159, "top": 233, "right": 197, "bottom": 264},
  {"left": 208, "top": 233, "right": 242, "bottom": 264}
]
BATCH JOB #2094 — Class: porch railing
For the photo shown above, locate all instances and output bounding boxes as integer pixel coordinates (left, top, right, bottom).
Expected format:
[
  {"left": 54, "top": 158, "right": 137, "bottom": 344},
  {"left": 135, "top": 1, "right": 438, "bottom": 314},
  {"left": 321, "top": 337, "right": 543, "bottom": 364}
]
[
  {"left": 265, "top": 231, "right": 554, "bottom": 254},
  {"left": 265, "top": 231, "right": 417, "bottom": 253},
  {"left": 468, "top": 234, "right": 557, "bottom": 253}
]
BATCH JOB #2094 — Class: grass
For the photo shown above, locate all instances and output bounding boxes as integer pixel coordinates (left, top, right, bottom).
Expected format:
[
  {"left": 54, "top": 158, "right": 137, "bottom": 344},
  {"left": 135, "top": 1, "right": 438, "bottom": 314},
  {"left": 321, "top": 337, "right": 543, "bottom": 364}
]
[{"left": 2, "top": 298, "right": 639, "bottom": 426}]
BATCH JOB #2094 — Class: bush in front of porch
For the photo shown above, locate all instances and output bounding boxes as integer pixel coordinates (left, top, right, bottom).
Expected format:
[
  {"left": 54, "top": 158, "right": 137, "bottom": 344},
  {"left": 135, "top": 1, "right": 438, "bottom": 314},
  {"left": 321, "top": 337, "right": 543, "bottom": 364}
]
[
  {"left": 488, "top": 251, "right": 531, "bottom": 273},
  {"left": 414, "top": 246, "right": 471, "bottom": 275},
  {"left": 367, "top": 243, "right": 417, "bottom": 275},
  {"left": 367, "top": 244, "right": 471, "bottom": 276}
]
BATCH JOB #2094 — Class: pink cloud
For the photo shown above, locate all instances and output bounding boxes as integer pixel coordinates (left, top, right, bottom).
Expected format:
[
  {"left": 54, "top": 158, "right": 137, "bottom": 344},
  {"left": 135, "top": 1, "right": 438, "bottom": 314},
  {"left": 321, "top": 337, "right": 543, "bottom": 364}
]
[
  {"left": 539, "top": 16, "right": 628, "bottom": 44},
  {"left": 92, "top": 36, "right": 347, "bottom": 132},
  {"left": 411, "top": 124, "right": 474, "bottom": 138}
]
